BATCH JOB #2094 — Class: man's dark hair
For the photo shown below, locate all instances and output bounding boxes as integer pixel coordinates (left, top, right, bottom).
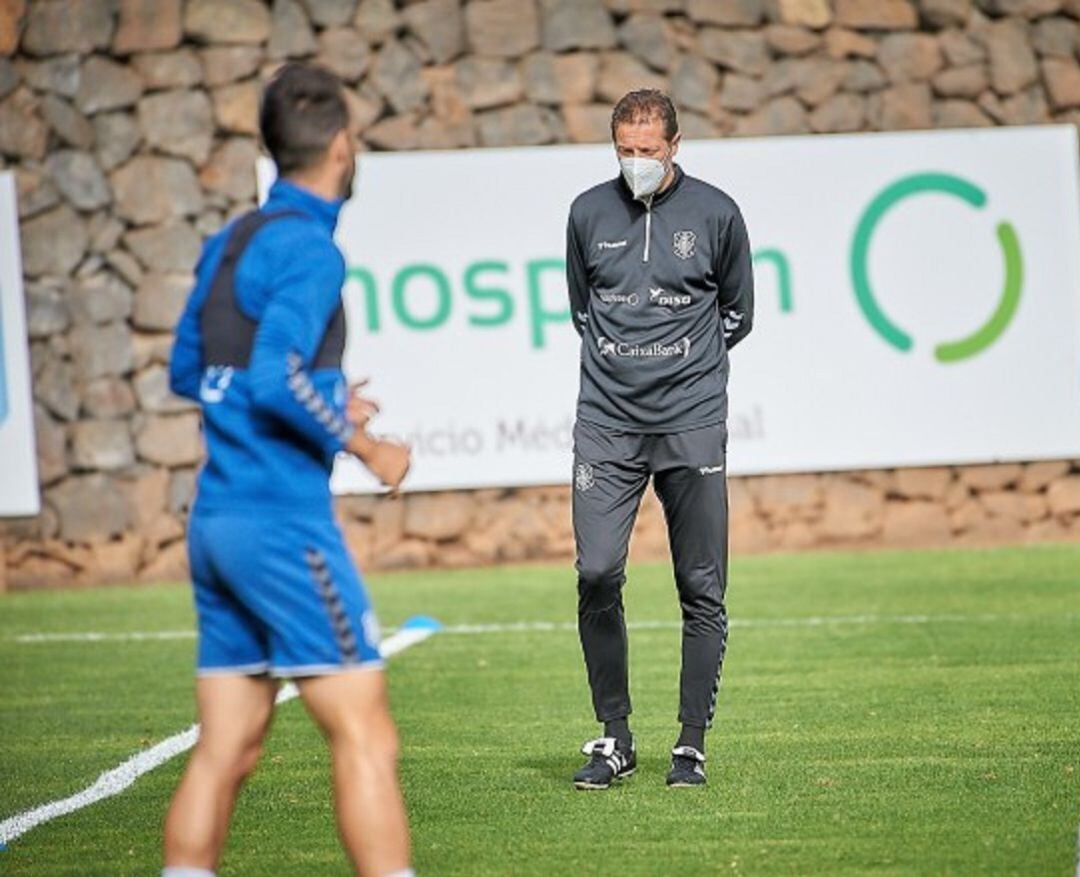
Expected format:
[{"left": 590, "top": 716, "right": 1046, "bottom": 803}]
[
  {"left": 611, "top": 89, "right": 679, "bottom": 141},
  {"left": 260, "top": 62, "right": 349, "bottom": 175}
]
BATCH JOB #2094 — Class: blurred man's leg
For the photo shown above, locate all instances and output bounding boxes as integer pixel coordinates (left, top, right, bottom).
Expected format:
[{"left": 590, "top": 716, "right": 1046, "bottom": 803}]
[
  {"left": 299, "top": 669, "right": 411, "bottom": 877},
  {"left": 163, "top": 674, "right": 278, "bottom": 871}
]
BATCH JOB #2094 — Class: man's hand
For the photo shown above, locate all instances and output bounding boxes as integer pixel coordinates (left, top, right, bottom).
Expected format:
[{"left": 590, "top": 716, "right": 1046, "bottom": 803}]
[
  {"left": 346, "top": 379, "right": 380, "bottom": 431},
  {"left": 346, "top": 431, "right": 411, "bottom": 492},
  {"left": 365, "top": 439, "right": 411, "bottom": 492}
]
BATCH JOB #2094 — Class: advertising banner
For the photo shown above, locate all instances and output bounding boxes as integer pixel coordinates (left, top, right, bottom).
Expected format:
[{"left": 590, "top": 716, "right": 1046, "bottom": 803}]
[
  {"left": 1, "top": 172, "right": 40, "bottom": 515},
  {"left": 257, "top": 125, "right": 1080, "bottom": 493}
]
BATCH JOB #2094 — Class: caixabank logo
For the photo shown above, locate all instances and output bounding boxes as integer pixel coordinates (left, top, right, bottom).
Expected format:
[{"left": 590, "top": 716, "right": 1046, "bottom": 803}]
[{"left": 850, "top": 172, "right": 1023, "bottom": 363}]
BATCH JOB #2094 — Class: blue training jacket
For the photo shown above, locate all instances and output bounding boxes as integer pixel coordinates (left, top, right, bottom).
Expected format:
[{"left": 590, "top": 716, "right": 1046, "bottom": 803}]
[{"left": 169, "top": 179, "right": 354, "bottom": 517}]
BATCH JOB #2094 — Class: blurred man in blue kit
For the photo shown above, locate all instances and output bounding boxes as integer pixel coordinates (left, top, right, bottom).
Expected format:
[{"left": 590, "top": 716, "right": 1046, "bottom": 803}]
[{"left": 164, "top": 63, "right": 413, "bottom": 877}]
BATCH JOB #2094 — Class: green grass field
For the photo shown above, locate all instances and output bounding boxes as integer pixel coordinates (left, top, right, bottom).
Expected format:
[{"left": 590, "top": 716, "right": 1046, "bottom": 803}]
[{"left": 2, "top": 545, "right": 1079, "bottom": 875}]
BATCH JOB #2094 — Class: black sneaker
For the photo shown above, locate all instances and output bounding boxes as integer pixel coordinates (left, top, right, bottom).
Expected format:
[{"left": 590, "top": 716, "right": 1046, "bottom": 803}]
[
  {"left": 572, "top": 737, "right": 636, "bottom": 790},
  {"left": 666, "top": 745, "right": 706, "bottom": 787}
]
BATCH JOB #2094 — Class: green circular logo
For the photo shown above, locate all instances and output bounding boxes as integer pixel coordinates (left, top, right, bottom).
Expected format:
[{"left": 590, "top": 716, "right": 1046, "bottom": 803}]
[{"left": 850, "top": 173, "right": 1023, "bottom": 363}]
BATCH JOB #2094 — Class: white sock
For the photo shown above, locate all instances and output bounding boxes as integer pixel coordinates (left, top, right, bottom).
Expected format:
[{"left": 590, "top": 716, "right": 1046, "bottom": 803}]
[
  {"left": 162, "top": 869, "right": 215, "bottom": 877},
  {"left": 382, "top": 870, "right": 416, "bottom": 877}
]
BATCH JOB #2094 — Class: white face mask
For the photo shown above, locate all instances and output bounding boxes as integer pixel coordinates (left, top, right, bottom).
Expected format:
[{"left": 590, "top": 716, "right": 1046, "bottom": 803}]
[{"left": 619, "top": 156, "right": 667, "bottom": 200}]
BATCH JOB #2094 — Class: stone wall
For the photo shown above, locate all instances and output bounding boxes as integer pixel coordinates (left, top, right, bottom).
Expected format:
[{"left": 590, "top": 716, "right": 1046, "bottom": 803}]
[
  {"left": 1, "top": 0, "right": 1079, "bottom": 591},
  {"left": 336, "top": 462, "right": 1080, "bottom": 572}
]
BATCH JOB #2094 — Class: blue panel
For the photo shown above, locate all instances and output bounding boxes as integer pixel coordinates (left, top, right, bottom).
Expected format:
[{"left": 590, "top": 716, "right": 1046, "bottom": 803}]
[{"left": 0, "top": 277, "right": 8, "bottom": 425}]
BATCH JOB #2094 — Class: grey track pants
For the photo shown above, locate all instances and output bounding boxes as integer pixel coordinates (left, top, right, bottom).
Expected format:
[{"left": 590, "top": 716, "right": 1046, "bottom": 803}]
[{"left": 572, "top": 417, "right": 729, "bottom": 729}]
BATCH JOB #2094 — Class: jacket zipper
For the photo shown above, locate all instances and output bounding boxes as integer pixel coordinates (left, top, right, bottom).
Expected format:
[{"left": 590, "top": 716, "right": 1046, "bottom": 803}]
[{"left": 643, "top": 198, "right": 652, "bottom": 263}]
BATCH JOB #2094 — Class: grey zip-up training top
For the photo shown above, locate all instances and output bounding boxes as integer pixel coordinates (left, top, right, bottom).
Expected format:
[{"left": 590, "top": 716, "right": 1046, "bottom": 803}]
[{"left": 566, "top": 165, "right": 754, "bottom": 434}]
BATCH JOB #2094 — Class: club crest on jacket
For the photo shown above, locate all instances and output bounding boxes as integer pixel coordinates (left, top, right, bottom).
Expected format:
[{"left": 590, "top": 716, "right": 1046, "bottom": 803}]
[{"left": 673, "top": 230, "right": 696, "bottom": 260}]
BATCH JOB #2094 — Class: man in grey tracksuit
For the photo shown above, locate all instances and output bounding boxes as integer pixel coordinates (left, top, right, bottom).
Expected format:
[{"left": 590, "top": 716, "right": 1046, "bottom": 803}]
[{"left": 567, "top": 90, "right": 754, "bottom": 789}]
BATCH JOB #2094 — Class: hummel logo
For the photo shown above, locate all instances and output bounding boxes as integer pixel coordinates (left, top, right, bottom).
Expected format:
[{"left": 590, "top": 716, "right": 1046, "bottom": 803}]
[
  {"left": 597, "top": 240, "right": 627, "bottom": 250},
  {"left": 699, "top": 465, "right": 725, "bottom": 475}
]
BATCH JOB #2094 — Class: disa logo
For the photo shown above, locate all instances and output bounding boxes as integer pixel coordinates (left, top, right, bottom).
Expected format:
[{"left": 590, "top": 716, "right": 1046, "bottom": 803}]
[{"left": 850, "top": 172, "right": 1023, "bottom": 363}]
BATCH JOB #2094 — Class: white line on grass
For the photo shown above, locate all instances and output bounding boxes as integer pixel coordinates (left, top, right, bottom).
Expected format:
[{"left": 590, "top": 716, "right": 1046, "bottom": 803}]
[
  {"left": 437, "top": 614, "right": 1016, "bottom": 634},
  {"left": 15, "top": 611, "right": 1068, "bottom": 645},
  {"left": 15, "top": 630, "right": 197, "bottom": 643},
  {"left": 0, "top": 623, "right": 437, "bottom": 848}
]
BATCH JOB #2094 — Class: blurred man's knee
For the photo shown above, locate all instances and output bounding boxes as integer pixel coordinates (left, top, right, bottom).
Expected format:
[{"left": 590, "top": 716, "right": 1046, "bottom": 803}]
[
  {"left": 235, "top": 739, "right": 264, "bottom": 778},
  {"left": 329, "top": 708, "right": 399, "bottom": 769},
  {"left": 195, "top": 735, "right": 264, "bottom": 784}
]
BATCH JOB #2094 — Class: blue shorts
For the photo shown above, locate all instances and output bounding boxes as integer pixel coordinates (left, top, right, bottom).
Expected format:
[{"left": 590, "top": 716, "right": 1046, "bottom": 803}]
[{"left": 188, "top": 510, "right": 383, "bottom": 677}]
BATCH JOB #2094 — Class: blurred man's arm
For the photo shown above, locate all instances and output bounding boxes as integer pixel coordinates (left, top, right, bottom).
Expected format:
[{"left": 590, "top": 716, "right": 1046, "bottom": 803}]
[
  {"left": 246, "top": 232, "right": 411, "bottom": 490},
  {"left": 247, "top": 231, "right": 354, "bottom": 461},
  {"left": 168, "top": 251, "right": 212, "bottom": 401}
]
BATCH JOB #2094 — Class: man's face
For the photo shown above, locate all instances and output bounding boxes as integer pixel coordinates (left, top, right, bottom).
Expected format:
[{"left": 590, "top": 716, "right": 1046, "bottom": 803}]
[{"left": 614, "top": 118, "right": 679, "bottom": 162}]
